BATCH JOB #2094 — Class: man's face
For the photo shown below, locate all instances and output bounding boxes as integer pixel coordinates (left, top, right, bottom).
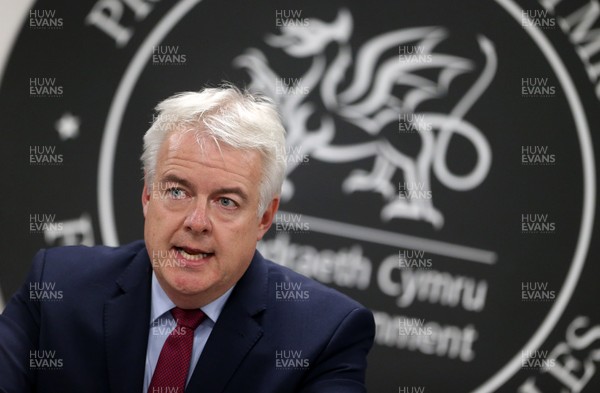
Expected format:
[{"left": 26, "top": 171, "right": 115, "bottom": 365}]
[{"left": 142, "top": 131, "right": 278, "bottom": 308}]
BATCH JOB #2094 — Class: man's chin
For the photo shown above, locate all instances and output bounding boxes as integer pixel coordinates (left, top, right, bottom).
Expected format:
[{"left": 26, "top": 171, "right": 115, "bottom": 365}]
[{"left": 176, "top": 273, "right": 221, "bottom": 295}]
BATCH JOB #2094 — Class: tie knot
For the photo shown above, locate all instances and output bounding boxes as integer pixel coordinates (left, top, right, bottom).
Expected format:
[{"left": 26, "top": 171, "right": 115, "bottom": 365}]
[{"left": 171, "top": 307, "right": 205, "bottom": 330}]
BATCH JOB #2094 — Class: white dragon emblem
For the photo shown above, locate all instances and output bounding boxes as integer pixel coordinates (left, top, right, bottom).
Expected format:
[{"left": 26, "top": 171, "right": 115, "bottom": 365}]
[{"left": 234, "top": 9, "right": 496, "bottom": 229}]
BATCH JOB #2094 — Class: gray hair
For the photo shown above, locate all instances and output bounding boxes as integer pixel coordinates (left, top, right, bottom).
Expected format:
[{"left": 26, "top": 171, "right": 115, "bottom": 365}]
[{"left": 141, "top": 84, "right": 287, "bottom": 215}]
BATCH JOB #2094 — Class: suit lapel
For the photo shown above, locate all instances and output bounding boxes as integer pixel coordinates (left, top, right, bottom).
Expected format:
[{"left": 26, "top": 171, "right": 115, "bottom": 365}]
[
  {"left": 104, "top": 247, "right": 152, "bottom": 393},
  {"left": 186, "top": 251, "right": 268, "bottom": 393}
]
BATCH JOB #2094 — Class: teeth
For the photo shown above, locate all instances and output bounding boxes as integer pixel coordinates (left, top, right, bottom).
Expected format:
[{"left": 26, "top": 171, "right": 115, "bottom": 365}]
[{"left": 178, "top": 248, "right": 209, "bottom": 260}]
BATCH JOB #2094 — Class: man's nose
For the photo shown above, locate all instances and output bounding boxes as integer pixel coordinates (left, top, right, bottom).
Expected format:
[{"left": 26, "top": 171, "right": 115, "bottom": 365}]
[{"left": 184, "top": 200, "right": 212, "bottom": 233}]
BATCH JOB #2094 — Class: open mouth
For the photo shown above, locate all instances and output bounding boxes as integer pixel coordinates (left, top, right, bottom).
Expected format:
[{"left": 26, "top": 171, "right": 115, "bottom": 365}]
[{"left": 174, "top": 246, "right": 214, "bottom": 261}]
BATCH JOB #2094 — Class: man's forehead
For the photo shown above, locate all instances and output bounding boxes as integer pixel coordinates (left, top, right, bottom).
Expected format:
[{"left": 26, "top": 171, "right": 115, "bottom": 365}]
[
  {"left": 154, "top": 130, "right": 264, "bottom": 189},
  {"left": 162, "top": 130, "right": 258, "bottom": 164}
]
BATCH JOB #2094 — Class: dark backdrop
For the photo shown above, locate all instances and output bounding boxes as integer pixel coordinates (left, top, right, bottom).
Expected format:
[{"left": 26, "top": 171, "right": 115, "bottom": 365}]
[{"left": 1, "top": 0, "right": 600, "bottom": 392}]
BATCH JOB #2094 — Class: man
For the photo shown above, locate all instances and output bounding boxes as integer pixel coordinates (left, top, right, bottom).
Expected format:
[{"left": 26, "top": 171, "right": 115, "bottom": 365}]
[{"left": 0, "top": 85, "right": 375, "bottom": 392}]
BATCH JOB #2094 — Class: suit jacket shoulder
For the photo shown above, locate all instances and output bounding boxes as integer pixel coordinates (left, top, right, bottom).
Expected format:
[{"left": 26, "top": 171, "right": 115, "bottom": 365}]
[
  {"left": 0, "top": 240, "right": 152, "bottom": 393},
  {"left": 40, "top": 239, "right": 148, "bottom": 286},
  {"left": 187, "top": 251, "right": 375, "bottom": 393}
]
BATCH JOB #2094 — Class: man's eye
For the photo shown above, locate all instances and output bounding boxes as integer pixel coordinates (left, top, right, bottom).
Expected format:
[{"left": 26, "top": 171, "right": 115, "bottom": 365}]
[
  {"left": 168, "top": 188, "right": 186, "bottom": 199},
  {"left": 219, "top": 197, "right": 236, "bottom": 208}
]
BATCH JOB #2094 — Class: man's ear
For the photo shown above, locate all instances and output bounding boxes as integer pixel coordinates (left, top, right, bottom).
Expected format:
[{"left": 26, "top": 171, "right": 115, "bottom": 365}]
[
  {"left": 257, "top": 197, "right": 280, "bottom": 241},
  {"left": 141, "top": 180, "right": 150, "bottom": 218}
]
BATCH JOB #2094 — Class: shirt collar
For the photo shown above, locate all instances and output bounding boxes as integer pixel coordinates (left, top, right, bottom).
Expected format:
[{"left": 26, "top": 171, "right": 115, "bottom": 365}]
[{"left": 150, "top": 271, "right": 235, "bottom": 325}]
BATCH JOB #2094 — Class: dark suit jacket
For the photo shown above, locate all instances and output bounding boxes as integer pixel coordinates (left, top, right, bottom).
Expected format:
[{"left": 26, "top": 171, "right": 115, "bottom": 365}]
[{"left": 0, "top": 240, "right": 375, "bottom": 393}]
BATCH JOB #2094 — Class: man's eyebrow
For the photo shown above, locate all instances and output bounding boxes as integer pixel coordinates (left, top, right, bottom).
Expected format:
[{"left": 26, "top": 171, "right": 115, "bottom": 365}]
[
  {"left": 158, "top": 174, "right": 194, "bottom": 190},
  {"left": 214, "top": 187, "right": 249, "bottom": 202},
  {"left": 157, "top": 175, "right": 249, "bottom": 201}
]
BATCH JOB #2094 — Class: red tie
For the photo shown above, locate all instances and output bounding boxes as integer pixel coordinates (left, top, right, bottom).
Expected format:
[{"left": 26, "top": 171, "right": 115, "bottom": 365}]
[{"left": 148, "top": 307, "right": 206, "bottom": 393}]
